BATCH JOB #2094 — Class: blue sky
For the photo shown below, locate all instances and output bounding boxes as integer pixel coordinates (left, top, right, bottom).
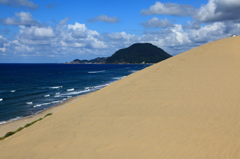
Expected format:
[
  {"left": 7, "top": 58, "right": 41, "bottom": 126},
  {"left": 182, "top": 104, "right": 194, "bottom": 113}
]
[{"left": 0, "top": 0, "right": 240, "bottom": 63}]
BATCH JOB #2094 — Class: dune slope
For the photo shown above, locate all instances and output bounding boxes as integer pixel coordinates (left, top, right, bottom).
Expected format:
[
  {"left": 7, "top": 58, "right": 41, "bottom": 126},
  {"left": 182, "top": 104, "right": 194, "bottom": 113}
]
[{"left": 1, "top": 36, "right": 240, "bottom": 159}]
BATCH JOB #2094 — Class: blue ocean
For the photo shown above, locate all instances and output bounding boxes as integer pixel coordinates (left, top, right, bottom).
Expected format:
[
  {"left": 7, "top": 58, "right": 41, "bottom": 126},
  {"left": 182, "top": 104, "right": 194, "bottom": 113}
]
[{"left": 0, "top": 64, "right": 150, "bottom": 124}]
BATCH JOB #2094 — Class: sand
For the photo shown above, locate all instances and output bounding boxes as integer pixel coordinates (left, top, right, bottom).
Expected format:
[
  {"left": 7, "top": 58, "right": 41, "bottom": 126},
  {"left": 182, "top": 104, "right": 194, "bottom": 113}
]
[
  {"left": 0, "top": 94, "right": 87, "bottom": 137},
  {"left": 1, "top": 36, "right": 240, "bottom": 158}
]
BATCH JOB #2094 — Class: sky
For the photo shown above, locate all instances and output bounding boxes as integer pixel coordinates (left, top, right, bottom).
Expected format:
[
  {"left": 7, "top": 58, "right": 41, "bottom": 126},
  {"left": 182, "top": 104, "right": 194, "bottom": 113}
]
[{"left": 0, "top": 0, "right": 240, "bottom": 63}]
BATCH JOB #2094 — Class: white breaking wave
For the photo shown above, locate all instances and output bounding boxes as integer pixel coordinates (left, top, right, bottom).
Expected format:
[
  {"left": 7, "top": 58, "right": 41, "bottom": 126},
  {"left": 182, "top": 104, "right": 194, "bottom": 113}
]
[
  {"left": 44, "top": 95, "right": 50, "bottom": 97},
  {"left": 49, "top": 86, "right": 63, "bottom": 89},
  {"left": 11, "top": 90, "right": 16, "bottom": 92},
  {"left": 55, "top": 92, "right": 60, "bottom": 95},
  {"left": 33, "top": 100, "right": 61, "bottom": 108},
  {"left": 67, "top": 88, "right": 74, "bottom": 91},
  {"left": 0, "top": 116, "right": 23, "bottom": 125},
  {"left": 94, "top": 84, "right": 110, "bottom": 89},
  {"left": 129, "top": 70, "right": 138, "bottom": 73},
  {"left": 26, "top": 102, "right": 33, "bottom": 105},
  {"left": 112, "top": 76, "right": 126, "bottom": 80},
  {"left": 88, "top": 70, "right": 105, "bottom": 73},
  {"left": 65, "top": 89, "right": 91, "bottom": 96},
  {"left": 52, "top": 101, "right": 61, "bottom": 104},
  {"left": 0, "top": 98, "right": 3, "bottom": 102}
]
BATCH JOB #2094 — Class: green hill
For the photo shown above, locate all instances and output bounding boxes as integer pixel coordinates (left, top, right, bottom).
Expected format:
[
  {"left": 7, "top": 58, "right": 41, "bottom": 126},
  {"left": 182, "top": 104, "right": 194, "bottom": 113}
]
[{"left": 105, "top": 43, "right": 172, "bottom": 64}]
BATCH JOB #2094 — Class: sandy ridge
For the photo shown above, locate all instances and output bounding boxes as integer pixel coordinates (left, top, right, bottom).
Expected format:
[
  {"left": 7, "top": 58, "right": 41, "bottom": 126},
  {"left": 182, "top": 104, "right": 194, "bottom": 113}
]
[{"left": 1, "top": 36, "right": 240, "bottom": 158}]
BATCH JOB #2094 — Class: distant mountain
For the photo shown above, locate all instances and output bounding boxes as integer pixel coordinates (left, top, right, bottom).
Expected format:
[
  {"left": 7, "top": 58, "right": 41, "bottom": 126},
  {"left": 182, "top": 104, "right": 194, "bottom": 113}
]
[
  {"left": 105, "top": 43, "right": 171, "bottom": 64},
  {"left": 67, "top": 57, "right": 107, "bottom": 64},
  {"left": 67, "top": 43, "right": 172, "bottom": 64}
]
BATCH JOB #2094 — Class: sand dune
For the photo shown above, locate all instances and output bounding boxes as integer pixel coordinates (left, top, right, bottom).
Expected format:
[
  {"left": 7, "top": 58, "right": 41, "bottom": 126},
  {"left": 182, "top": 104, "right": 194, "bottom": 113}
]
[{"left": 1, "top": 36, "right": 240, "bottom": 158}]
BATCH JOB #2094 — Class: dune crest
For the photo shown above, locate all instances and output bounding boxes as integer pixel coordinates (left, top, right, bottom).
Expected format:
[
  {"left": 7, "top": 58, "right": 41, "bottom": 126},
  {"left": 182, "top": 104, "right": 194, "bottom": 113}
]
[{"left": 1, "top": 36, "right": 240, "bottom": 158}]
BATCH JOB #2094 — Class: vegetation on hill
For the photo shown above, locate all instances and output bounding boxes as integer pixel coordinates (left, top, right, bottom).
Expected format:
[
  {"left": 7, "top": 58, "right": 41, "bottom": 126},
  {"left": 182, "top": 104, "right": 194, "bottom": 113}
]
[
  {"left": 68, "top": 57, "right": 107, "bottom": 64},
  {"left": 105, "top": 43, "right": 172, "bottom": 64},
  {"left": 68, "top": 43, "right": 172, "bottom": 64}
]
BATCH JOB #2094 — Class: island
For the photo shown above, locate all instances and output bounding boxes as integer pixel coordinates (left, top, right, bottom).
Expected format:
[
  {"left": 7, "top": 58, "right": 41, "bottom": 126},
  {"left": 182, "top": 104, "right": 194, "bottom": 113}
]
[{"left": 66, "top": 43, "right": 172, "bottom": 64}]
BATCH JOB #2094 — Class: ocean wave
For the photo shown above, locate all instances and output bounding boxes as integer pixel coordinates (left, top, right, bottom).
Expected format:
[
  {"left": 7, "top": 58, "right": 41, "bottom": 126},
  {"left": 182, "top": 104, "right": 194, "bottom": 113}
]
[
  {"left": 55, "top": 92, "right": 60, "bottom": 95},
  {"left": 67, "top": 88, "right": 74, "bottom": 91},
  {"left": 11, "top": 90, "right": 16, "bottom": 92},
  {"left": 0, "top": 98, "right": 3, "bottom": 102},
  {"left": 65, "top": 89, "right": 91, "bottom": 96},
  {"left": 88, "top": 70, "right": 105, "bottom": 73},
  {"left": 44, "top": 95, "right": 50, "bottom": 97},
  {"left": 49, "top": 86, "right": 63, "bottom": 89},
  {"left": 26, "top": 102, "right": 33, "bottom": 105},
  {"left": 129, "top": 70, "right": 138, "bottom": 73},
  {"left": 33, "top": 100, "right": 61, "bottom": 108},
  {"left": 112, "top": 76, "right": 126, "bottom": 80},
  {"left": 94, "top": 83, "right": 110, "bottom": 89},
  {"left": 0, "top": 116, "right": 23, "bottom": 125}
]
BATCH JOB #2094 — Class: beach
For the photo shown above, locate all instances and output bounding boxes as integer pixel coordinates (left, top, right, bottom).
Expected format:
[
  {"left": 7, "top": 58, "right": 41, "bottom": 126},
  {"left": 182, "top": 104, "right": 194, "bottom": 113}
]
[
  {"left": 0, "top": 94, "right": 88, "bottom": 137},
  {"left": 1, "top": 36, "right": 240, "bottom": 158}
]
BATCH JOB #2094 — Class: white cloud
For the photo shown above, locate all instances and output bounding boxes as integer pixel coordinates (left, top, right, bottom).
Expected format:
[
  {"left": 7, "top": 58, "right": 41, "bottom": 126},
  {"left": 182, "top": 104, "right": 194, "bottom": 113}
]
[
  {"left": 141, "top": 17, "right": 174, "bottom": 28},
  {"left": 19, "top": 26, "right": 55, "bottom": 38},
  {"left": 91, "top": 40, "right": 108, "bottom": 49},
  {"left": 188, "top": 22, "right": 227, "bottom": 43},
  {"left": 58, "top": 17, "right": 69, "bottom": 28},
  {"left": 60, "top": 22, "right": 108, "bottom": 49},
  {"left": 1, "top": 12, "right": 40, "bottom": 26},
  {"left": 194, "top": 0, "right": 240, "bottom": 22},
  {"left": 0, "top": 35, "right": 7, "bottom": 52},
  {"left": 106, "top": 32, "right": 136, "bottom": 40},
  {"left": 89, "top": 15, "right": 119, "bottom": 23},
  {"left": 0, "top": 0, "right": 39, "bottom": 10},
  {"left": 141, "top": 1, "right": 194, "bottom": 16},
  {"left": 68, "top": 22, "right": 87, "bottom": 32},
  {"left": 183, "top": 21, "right": 201, "bottom": 29}
]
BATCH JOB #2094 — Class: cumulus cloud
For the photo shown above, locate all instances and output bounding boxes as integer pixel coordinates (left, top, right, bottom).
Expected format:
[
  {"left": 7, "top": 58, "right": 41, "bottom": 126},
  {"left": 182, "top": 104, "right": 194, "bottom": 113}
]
[
  {"left": 59, "top": 22, "right": 108, "bottom": 49},
  {"left": 16, "top": 26, "right": 55, "bottom": 46},
  {"left": 19, "top": 26, "right": 55, "bottom": 39},
  {"left": 68, "top": 22, "right": 88, "bottom": 32},
  {"left": 0, "top": 35, "right": 8, "bottom": 52},
  {"left": 183, "top": 21, "right": 201, "bottom": 29},
  {"left": 89, "top": 15, "right": 119, "bottom": 23},
  {"left": 0, "top": 0, "right": 39, "bottom": 10},
  {"left": 140, "top": 17, "right": 174, "bottom": 28},
  {"left": 106, "top": 32, "right": 136, "bottom": 40},
  {"left": 141, "top": 1, "right": 195, "bottom": 16},
  {"left": 57, "top": 17, "right": 69, "bottom": 29},
  {"left": 194, "top": 0, "right": 240, "bottom": 22},
  {"left": 1, "top": 12, "right": 40, "bottom": 26}
]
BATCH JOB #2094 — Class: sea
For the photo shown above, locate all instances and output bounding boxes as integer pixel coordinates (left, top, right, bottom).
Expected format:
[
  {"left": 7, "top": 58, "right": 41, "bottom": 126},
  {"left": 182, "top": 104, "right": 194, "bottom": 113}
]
[{"left": 0, "top": 63, "right": 150, "bottom": 125}]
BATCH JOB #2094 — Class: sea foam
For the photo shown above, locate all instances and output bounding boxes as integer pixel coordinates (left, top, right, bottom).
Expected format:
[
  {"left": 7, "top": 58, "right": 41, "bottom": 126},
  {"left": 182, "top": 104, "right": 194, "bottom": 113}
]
[
  {"left": 88, "top": 70, "right": 105, "bottom": 73},
  {"left": 33, "top": 100, "right": 61, "bottom": 108},
  {"left": 49, "top": 86, "right": 63, "bottom": 89}
]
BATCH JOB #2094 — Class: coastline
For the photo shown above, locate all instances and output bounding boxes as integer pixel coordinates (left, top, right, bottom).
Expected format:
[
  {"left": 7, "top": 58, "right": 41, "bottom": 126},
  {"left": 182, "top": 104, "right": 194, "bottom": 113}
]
[
  {"left": 0, "top": 94, "right": 88, "bottom": 137},
  {"left": 1, "top": 36, "right": 240, "bottom": 158}
]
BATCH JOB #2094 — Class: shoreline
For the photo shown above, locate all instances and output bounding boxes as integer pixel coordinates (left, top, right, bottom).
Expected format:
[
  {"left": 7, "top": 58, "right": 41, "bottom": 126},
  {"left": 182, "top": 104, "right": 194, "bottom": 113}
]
[
  {"left": 0, "top": 93, "right": 88, "bottom": 137},
  {"left": 1, "top": 36, "right": 240, "bottom": 158}
]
